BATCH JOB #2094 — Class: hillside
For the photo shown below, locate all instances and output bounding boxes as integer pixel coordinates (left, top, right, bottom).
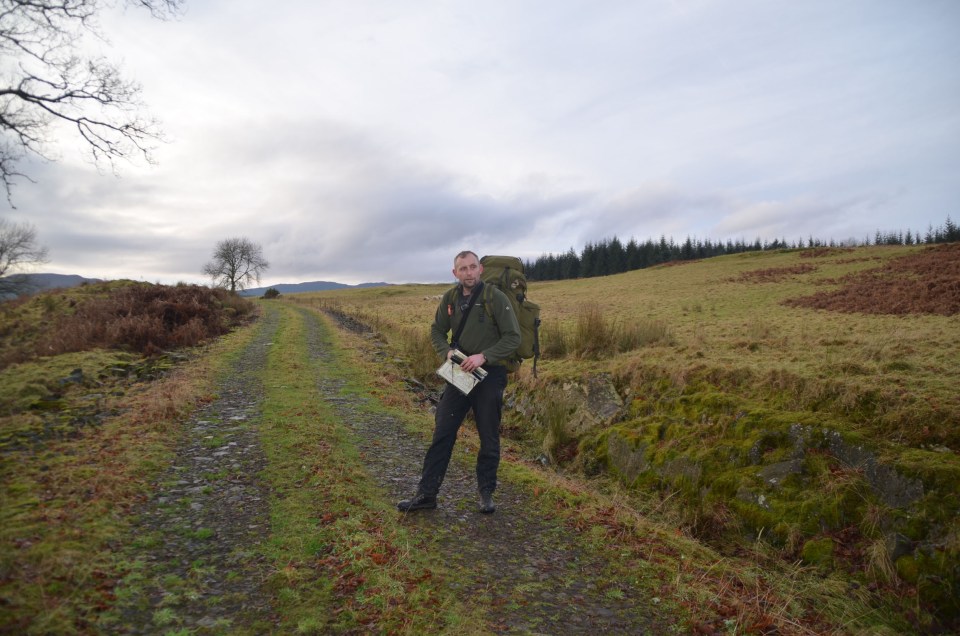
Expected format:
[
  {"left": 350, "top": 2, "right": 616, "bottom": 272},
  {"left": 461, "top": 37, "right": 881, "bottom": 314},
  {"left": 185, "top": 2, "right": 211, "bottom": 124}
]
[
  {"left": 0, "top": 273, "right": 102, "bottom": 300},
  {"left": 1, "top": 245, "right": 957, "bottom": 633},
  {"left": 288, "top": 243, "right": 960, "bottom": 631}
]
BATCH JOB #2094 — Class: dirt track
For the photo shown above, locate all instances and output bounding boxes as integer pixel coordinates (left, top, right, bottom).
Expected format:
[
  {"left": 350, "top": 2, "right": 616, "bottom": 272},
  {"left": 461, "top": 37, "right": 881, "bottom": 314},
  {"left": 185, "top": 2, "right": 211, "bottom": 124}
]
[{"left": 113, "top": 304, "right": 664, "bottom": 634}]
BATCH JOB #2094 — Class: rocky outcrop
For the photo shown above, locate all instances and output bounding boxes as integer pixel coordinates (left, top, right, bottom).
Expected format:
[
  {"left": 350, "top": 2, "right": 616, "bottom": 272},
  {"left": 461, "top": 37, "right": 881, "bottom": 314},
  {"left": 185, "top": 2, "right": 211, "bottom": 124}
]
[
  {"left": 510, "top": 373, "right": 626, "bottom": 436},
  {"left": 817, "top": 427, "right": 924, "bottom": 509},
  {"left": 560, "top": 374, "right": 625, "bottom": 435}
]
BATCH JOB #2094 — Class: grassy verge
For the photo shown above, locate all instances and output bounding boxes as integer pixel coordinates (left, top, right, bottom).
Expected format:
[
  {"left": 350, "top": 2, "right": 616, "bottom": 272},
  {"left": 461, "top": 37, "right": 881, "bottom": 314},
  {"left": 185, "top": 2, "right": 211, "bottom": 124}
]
[
  {"left": 0, "top": 319, "right": 261, "bottom": 634},
  {"left": 494, "top": 459, "right": 910, "bottom": 634},
  {"left": 257, "top": 303, "right": 482, "bottom": 634}
]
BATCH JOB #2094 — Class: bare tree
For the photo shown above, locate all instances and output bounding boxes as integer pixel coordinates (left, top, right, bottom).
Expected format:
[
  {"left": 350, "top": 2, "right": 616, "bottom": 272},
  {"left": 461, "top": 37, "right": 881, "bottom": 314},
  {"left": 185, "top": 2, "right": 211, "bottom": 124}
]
[
  {"left": 0, "top": 217, "right": 49, "bottom": 296},
  {"left": 0, "top": 0, "right": 183, "bottom": 204},
  {"left": 203, "top": 237, "right": 268, "bottom": 293}
]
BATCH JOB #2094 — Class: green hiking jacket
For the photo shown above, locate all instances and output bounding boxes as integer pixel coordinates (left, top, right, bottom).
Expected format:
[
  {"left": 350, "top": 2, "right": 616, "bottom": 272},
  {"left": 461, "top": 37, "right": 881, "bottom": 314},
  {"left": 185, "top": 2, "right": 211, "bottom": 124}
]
[{"left": 431, "top": 282, "right": 521, "bottom": 367}]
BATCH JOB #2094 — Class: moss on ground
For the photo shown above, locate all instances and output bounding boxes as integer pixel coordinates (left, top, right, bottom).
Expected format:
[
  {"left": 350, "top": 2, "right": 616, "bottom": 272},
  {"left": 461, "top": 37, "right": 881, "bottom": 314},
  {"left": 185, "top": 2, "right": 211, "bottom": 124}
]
[{"left": 508, "top": 370, "right": 959, "bottom": 630}]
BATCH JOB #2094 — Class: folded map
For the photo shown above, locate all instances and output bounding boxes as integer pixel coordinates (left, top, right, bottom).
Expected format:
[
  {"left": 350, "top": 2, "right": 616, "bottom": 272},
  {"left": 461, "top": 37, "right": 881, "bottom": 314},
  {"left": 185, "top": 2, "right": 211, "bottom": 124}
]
[{"left": 436, "top": 349, "right": 488, "bottom": 395}]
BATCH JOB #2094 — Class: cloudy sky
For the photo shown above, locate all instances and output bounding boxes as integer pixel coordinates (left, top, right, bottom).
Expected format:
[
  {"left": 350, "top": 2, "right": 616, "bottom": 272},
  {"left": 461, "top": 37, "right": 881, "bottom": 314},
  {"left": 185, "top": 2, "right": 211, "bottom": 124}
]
[{"left": 5, "top": 0, "right": 959, "bottom": 286}]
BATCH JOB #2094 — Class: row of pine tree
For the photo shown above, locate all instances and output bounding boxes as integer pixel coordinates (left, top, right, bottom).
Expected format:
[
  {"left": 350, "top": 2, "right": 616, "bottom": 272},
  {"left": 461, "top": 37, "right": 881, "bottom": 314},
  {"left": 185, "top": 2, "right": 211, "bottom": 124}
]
[{"left": 524, "top": 216, "right": 959, "bottom": 281}]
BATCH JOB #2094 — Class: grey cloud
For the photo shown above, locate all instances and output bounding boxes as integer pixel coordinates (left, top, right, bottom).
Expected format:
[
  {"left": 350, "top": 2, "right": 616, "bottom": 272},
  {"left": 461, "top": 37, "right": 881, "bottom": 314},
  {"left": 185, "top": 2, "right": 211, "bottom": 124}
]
[
  {"left": 5, "top": 1, "right": 958, "bottom": 286},
  {"left": 176, "top": 118, "right": 596, "bottom": 283},
  {"left": 571, "top": 185, "right": 727, "bottom": 244}
]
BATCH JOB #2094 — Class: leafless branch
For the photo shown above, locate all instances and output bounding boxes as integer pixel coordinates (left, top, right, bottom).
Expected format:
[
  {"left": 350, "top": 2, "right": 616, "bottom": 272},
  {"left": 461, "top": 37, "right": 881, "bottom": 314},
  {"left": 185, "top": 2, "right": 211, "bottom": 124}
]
[{"left": 0, "top": 0, "right": 183, "bottom": 205}]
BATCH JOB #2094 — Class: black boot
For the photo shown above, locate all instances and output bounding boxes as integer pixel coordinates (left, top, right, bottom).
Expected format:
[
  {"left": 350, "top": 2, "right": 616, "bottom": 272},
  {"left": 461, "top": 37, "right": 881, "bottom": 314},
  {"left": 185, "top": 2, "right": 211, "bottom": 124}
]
[
  {"left": 479, "top": 492, "right": 495, "bottom": 514},
  {"left": 397, "top": 493, "right": 437, "bottom": 512}
]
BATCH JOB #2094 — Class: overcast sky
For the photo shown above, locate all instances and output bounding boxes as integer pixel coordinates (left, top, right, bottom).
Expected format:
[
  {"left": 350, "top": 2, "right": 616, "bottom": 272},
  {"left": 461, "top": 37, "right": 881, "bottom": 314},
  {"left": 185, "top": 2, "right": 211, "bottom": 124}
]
[{"left": 5, "top": 0, "right": 959, "bottom": 286}]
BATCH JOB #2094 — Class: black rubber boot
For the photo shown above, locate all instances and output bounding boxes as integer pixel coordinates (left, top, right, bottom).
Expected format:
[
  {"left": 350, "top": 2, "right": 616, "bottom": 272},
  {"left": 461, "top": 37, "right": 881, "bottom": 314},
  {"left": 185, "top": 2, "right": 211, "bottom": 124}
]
[{"left": 397, "top": 493, "right": 437, "bottom": 512}]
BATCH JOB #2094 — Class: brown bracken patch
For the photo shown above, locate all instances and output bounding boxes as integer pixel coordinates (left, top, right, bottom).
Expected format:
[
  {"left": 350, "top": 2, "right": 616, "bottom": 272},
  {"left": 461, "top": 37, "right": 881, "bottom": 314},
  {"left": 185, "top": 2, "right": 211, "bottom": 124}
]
[
  {"left": 1, "top": 282, "right": 256, "bottom": 367},
  {"left": 732, "top": 263, "right": 818, "bottom": 283},
  {"left": 834, "top": 256, "right": 882, "bottom": 265},
  {"left": 783, "top": 244, "right": 960, "bottom": 315}
]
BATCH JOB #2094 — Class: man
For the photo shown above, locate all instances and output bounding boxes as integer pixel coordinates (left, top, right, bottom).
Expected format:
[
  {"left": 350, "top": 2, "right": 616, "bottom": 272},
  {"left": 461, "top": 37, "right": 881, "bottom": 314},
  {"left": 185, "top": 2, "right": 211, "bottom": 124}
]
[{"left": 398, "top": 250, "right": 521, "bottom": 514}]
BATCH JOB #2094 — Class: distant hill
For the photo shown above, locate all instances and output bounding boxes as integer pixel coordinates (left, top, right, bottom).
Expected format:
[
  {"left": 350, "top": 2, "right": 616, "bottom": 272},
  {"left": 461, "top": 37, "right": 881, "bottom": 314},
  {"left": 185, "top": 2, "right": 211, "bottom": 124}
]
[
  {"left": 0, "top": 273, "right": 103, "bottom": 299},
  {"left": 239, "top": 281, "right": 390, "bottom": 297}
]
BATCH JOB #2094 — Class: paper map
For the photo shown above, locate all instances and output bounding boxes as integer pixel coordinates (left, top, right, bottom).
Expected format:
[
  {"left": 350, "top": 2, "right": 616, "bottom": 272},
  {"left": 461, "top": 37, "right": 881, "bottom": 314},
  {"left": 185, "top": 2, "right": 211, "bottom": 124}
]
[{"left": 436, "top": 349, "right": 488, "bottom": 395}]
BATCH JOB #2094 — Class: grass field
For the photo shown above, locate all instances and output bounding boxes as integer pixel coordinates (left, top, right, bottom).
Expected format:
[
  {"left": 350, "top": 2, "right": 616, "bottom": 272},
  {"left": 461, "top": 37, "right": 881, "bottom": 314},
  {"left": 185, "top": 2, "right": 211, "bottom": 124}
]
[{"left": 288, "top": 243, "right": 960, "bottom": 630}]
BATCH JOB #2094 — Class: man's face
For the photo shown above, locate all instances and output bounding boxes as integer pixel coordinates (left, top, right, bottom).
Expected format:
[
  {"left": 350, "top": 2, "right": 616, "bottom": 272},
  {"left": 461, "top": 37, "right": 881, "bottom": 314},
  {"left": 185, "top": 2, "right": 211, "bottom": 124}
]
[{"left": 453, "top": 254, "right": 483, "bottom": 290}]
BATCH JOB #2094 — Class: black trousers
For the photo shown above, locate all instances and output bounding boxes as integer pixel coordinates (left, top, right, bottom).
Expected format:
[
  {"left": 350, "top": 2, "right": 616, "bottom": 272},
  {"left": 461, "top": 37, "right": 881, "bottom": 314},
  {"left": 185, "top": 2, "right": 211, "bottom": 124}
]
[{"left": 417, "top": 366, "right": 508, "bottom": 497}]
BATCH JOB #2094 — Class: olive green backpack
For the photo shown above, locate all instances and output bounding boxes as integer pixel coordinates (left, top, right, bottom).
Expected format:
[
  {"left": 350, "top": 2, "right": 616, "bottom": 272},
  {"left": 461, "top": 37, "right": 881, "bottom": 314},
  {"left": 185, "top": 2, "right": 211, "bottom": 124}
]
[{"left": 479, "top": 255, "right": 541, "bottom": 374}]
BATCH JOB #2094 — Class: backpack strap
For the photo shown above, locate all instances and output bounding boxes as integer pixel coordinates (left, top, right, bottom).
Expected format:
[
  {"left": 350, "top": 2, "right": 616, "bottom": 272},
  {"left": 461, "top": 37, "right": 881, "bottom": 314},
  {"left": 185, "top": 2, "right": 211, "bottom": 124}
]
[
  {"left": 480, "top": 283, "right": 496, "bottom": 326},
  {"left": 441, "top": 287, "right": 457, "bottom": 316},
  {"left": 449, "top": 282, "right": 483, "bottom": 351},
  {"left": 480, "top": 283, "right": 527, "bottom": 373}
]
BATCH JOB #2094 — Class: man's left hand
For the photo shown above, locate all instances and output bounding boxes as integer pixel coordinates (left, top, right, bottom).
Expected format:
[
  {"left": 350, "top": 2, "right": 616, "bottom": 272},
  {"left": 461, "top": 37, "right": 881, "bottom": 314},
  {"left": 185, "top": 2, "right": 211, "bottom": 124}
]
[{"left": 460, "top": 352, "right": 486, "bottom": 372}]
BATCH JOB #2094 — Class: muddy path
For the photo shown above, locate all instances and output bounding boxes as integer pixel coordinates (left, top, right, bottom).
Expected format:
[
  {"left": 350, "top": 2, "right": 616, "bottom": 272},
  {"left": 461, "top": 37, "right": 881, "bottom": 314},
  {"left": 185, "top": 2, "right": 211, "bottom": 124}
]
[{"left": 300, "top": 306, "right": 664, "bottom": 635}]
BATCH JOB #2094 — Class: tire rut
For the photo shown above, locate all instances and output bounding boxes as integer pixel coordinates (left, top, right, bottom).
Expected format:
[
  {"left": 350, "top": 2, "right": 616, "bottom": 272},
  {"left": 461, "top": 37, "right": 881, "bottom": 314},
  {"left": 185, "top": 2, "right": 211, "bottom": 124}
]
[
  {"left": 300, "top": 307, "right": 662, "bottom": 635},
  {"left": 111, "top": 308, "right": 280, "bottom": 634}
]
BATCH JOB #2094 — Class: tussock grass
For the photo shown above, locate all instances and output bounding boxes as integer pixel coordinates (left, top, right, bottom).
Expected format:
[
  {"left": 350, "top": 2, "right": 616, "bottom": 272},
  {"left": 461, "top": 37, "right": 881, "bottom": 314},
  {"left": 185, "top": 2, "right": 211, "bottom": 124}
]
[
  {"left": 569, "top": 302, "right": 672, "bottom": 358},
  {"left": 539, "top": 385, "right": 578, "bottom": 464},
  {"left": 398, "top": 325, "right": 438, "bottom": 382},
  {"left": 539, "top": 318, "right": 569, "bottom": 357}
]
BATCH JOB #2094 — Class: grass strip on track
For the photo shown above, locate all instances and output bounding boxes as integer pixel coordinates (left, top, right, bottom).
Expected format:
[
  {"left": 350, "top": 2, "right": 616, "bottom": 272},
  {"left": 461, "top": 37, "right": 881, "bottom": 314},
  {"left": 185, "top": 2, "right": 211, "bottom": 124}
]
[{"left": 258, "top": 303, "right": 481, "bottom": 634}]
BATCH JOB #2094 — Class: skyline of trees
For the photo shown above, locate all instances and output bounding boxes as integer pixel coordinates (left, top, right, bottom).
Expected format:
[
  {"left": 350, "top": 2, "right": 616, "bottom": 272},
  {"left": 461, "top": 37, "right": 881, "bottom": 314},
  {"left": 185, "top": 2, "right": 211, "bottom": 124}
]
[{"left": 525, "top": 216, "right": 959, "bottom": 281}]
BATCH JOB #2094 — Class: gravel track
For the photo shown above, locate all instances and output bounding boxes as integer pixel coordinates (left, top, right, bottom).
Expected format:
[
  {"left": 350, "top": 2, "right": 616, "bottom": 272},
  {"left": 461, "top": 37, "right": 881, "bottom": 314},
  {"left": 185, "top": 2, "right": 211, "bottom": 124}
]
[
  {"left": 112, "top": 308, "right": 280, "bottom": 634},
  {"left": 111, "top": 303, "right": 662, "bottom": 635}
]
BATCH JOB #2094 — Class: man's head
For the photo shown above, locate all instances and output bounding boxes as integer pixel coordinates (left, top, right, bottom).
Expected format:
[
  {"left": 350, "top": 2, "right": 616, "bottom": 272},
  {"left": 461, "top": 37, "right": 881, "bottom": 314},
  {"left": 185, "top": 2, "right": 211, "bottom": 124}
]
[{"left": 453, "top": 251, "right": 482, "bottom": 291}]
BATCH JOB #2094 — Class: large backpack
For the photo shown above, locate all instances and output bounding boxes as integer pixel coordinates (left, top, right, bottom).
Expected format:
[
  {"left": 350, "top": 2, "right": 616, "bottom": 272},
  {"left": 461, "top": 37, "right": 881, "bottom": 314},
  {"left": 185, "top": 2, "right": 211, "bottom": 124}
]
[{"left": 479, "top": 255, "right": 541, "bottom": 374}]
